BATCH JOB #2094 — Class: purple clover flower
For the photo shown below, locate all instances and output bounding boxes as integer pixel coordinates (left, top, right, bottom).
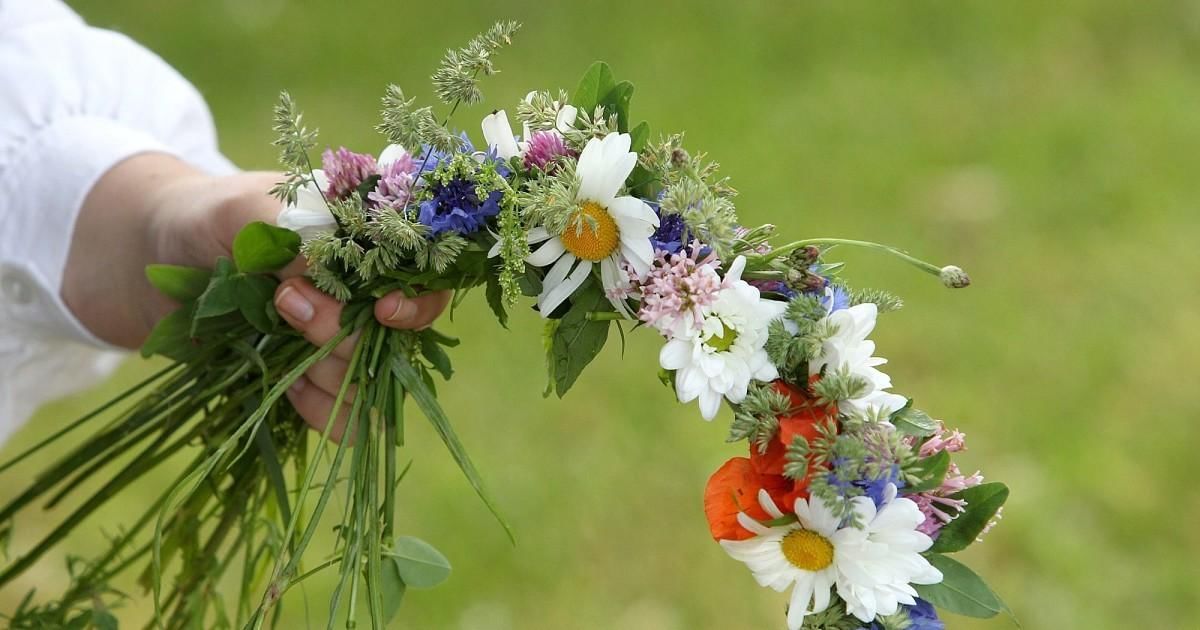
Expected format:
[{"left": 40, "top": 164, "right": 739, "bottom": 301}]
[
  {"left": 524, "top": 130, "right": 573, "bottom": 171},
  {"left": 321, "top": 147, "right": 377, "bottom": 201},
  {"left": 368, "top": 151, "right": 419, "bottom": 210}
]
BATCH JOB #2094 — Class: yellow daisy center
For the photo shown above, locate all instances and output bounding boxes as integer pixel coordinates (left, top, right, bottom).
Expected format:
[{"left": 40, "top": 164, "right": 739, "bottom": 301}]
[
  {"left": 561, "top": 201, "right": 620, "bottom": 262},
  {"left": 704, "top": 321, "right": 739, "bottom": 352},
  {"left": 780, "top": 529, "right": 834, "bottom": 571}
]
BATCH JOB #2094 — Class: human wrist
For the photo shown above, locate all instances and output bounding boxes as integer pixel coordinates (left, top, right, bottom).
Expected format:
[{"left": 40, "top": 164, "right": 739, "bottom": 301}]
[{"left": 64, "top": 153, "right": 206, "bottom": 348}]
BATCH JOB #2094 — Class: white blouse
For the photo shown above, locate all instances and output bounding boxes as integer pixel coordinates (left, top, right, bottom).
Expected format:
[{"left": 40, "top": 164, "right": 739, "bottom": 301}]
[{"left": 0, "top": 0, "right": 235, "bottom": 443}]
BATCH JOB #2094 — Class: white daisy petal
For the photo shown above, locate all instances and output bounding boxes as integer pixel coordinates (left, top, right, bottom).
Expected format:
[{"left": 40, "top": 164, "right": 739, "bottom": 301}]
[
  {"left": 538, "top": 259, "right": 592, "bottom": 316},
  {"left": 756, "top": 489, "right": 785, "bottom": 519},
  {"left": 526, "top": 237, "right": 567, "bottom": 267}
]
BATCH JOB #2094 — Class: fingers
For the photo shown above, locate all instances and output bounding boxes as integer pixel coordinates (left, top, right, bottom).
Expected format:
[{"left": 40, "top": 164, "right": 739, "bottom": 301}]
[
  {"left": 285, "top": 377, "right": 354, "bottom": 444},
  {"left": 374, "top": 290, "right": 451, "bottom": 330},
  {"left": 274, "top": 278, "right": 359, "bottom": 360}
]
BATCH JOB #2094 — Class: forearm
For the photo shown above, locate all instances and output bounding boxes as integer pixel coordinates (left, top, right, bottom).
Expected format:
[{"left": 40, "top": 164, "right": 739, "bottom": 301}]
[{"left": 62, "top": 153, "right": 207, "bottom": 348}]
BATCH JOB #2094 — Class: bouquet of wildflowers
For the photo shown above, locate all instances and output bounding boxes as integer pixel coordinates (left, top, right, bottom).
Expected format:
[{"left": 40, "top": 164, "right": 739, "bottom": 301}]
[{"left": 0, "top": 22, "right": 1013, "bottom": 630}]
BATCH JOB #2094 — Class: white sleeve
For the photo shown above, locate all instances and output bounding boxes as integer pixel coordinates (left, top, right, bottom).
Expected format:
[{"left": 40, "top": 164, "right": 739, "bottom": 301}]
[{"left": 0, "top": 0, "right": 237, "bottom": 442}]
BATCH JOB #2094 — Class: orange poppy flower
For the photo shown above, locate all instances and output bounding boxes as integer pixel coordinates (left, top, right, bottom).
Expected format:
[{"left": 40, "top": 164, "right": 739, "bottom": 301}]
[{"left": 703, "top": 457, "right": 794, "bottom": 541}]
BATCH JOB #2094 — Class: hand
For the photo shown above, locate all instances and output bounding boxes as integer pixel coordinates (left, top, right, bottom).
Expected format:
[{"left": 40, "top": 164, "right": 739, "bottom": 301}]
[{"left": 64, "top": 153, "right": 450, "bottom": 438}]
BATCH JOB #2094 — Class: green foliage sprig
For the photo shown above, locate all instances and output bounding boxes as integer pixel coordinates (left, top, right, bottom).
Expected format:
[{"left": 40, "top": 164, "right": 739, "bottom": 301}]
[{"left": 431, "top": 20, "right": 521, "bottom": 105}]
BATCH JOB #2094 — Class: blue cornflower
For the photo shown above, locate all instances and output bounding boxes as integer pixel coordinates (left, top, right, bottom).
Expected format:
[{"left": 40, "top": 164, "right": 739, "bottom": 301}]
[
  {"left": 858, "top": 464, "right": 905, "bottom": 508},
  {"left": 823, "top": 285, "right": 851, "bottom": 312},
  {"left": 855, "top": 599, "right": 943, "bottom": 630},
  {"left": 417, "top": 179, "right": 502, "bottom": 237},
  {"left": 650, "top": 207, "right": 686, "bottom": 254},
  {"left": 906, "top": 599, "right": 945, "bottom": 630}
]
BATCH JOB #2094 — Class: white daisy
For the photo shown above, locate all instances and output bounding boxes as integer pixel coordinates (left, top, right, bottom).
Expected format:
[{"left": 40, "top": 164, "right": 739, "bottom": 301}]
[
  {"left": 721, "top": 485, "right": 942, "bottom": 629},
  {"left": 658, "top": 257, "right": 785, "bottom": 420},
  {"left": 523, "top": 132, "right": 658, "bottom": 316},
  {"left": 276, "top": 170, "right": 335, "bottom": 240},
  {"left": 810, "top": 303, "right": 907, "bottom": 418}
]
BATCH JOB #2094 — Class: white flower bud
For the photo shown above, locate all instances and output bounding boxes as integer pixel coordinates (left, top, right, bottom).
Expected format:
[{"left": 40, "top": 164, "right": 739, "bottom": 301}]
[{"left": 939, "top": 265, "right": 971, "bottom": 288}]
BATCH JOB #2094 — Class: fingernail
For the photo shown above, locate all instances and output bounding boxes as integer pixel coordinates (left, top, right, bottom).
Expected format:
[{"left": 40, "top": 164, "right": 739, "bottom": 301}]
[
  {"left": 276, "top": 286, "right": 314, "bottom": 323},
  {"left": 289, "top": 377, "right": 307, "bottom": 394},
  {"left": 386, "top": 297, "right": 418, "bottom": 323}
]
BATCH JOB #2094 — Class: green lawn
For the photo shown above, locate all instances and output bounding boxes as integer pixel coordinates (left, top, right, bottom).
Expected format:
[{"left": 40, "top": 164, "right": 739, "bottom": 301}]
[{"left": 3, "top": 1, "right": 1198, "bottom": 628}]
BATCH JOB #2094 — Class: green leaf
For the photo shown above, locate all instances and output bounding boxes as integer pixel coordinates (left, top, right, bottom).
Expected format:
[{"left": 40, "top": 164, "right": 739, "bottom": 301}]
[
  {"left": 629, "top": 121, "right": 650, "bottom": 153},
  {"left": 145, "top": 264, "right": 211, "bottom": 302},
  {"left": 891, "top": 403, "right": 939, "bottom": 437},
  {"left": 380, "top": 551, "right": 408, "bottom": 623},
  {"left": 550, "top": 280, "right": 612, "bottom": 397},
  {"left": 237, "top": 274, "right": 280, "bottom": 333},
  {"left": 232, "top": 221, "right": 301, "bottom": 273},
  {"left": 140, "top": 307, "right": 194, "bottom": 360},
  {"left": 387, "top": 536, "right": 452, "bottom": 589},
  {"left": 572, "top": 61, "right": 615, "bottom": 113},
  {"left": 91, "top": 609, "right": 119, "bottom": 630},
  {"left": 600, "top": 80, "right": 634, "bottom": 131},
  {"left": 626, "top": 164, "right": 657, "bottom": 196},
  {"left": 390, "top": 348, "right": 513, "bottom": 542},
  {"left": 194, "top": 258, "right": 241, "bottom": 319},
  {"left": 252, "top": 423, "right": 291, "bottom": 526},
  {"left": 419, "top": 330, "right": 454, "bottom": 380},
  {"left": 930, "top": 482, "right": 1009, "bottom": 553},
  {"left": 916, "top": 554, "right": 1005, "bottom": 619},
  {"left": 485, "top": 272, "right": 509, "bottom": 328},
  {"left": 907, "top": 450, "right": 951, "bottom": 493}
]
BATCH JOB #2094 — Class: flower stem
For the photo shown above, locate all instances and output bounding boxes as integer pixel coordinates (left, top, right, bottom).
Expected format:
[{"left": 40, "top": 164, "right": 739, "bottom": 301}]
[{"left": 756, "top": 238, "right": 951, "bottom": 279}]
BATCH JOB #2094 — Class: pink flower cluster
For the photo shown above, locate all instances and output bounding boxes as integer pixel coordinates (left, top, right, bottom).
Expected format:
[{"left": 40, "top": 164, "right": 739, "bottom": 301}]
[
  {"left": 322, "top": 147, "right": 379, "bottom": 201},
  {"left": 523, "top": 130, "right": 574, "bottom": 172},
  {"left": 637, "top": 244, "right": 724, "bottom": 335},
  {"left": 369, "top": 152, "right": 420, "bottom": 210},
  {"left": 908, "top": 424, "right": 985, "bottom": 537}
]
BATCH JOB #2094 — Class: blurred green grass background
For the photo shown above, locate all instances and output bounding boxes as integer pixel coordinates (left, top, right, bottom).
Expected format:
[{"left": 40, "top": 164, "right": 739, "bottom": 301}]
[{"left": 4, "top": 0, "right": 1200, "bottom": 628}]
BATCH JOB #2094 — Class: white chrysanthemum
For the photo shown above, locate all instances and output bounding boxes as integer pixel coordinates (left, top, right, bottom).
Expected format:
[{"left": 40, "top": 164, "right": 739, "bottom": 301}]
[
  {"left": 659, "top": 257, "right": 784, "bottom": 420},
  {"left": 276, "top": 170, "right": 334, "bottom": 240},
  {"left": 721, "top": 486, "right": 942, "bottom": 629},
  {"left": 810, "top": 303, "right": 907, "bottom": 418},
  {"left": 522, "top": 132, "right": 658, "bottom": 316}
]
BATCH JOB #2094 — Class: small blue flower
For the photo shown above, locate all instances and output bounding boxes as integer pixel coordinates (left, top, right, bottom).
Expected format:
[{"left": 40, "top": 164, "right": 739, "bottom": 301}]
[
  {"left": 858, "top": 464, "right": 904, "bottom": 508},
  {"left": 650, "top": 207, "right": 686, "bottom": 254},
  {"left": 823, "top": 285, "right": 851, "bottom": 312},
  {"left": 417, "top": 179, "right": 502, "bottom": 237},
  {"left": 854, "top": 599, "right": 943, "bottom": 630},
  {"left": 906, "top": 599, "right": 945, "bottom": 630}
]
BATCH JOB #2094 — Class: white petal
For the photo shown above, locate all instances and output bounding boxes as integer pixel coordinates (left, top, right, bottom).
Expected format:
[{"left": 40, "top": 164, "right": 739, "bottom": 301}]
[
  {"left": 697, "top": 388, "right": 722, "bottom": 420},
  {"left": 481, "top": 110, "right": 520, "bottom": 160},
  {"left": 538, "top": 259, "right": 592, "bottom": 316},
  {"left": 733, "top": 512, "right": 774, "bottom": 538},
  {"left": 600, "top": 257, "right": 635, "bottom": 318},
  {"left": 526, "top": 226, "right": 552, "bottom": 244},
  {"left": 609, "top": 195, "right": 659, "bottom": 228},
  {"left": 757, "top": 489, "right": 785, "bottom": 519},
  {"left": 556, "top": 104, "right": 578, "bottom": 132},
  {"left": 527, "top": 237, "right": 567, "bottom": 267},
  {"left": 619, "top": 240, "right": 655, "bottom": 279},
  {"left": 725, "top": 256, "right": 748, "bottom": 283},
  {"left": 577, "top": 133, "right": 636, "bottom": 203},
  {"left": 378, "top": 144, "right": 408, "bottom": 168},
  {"left": 659, "top": 339, "right": 694, "bottom": 371},
  {"left": 786, "top": 579, "right": 812, "bottom": 630},
  {"left": 538, "top": 255, "right": 576, "bottom": 306}
]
